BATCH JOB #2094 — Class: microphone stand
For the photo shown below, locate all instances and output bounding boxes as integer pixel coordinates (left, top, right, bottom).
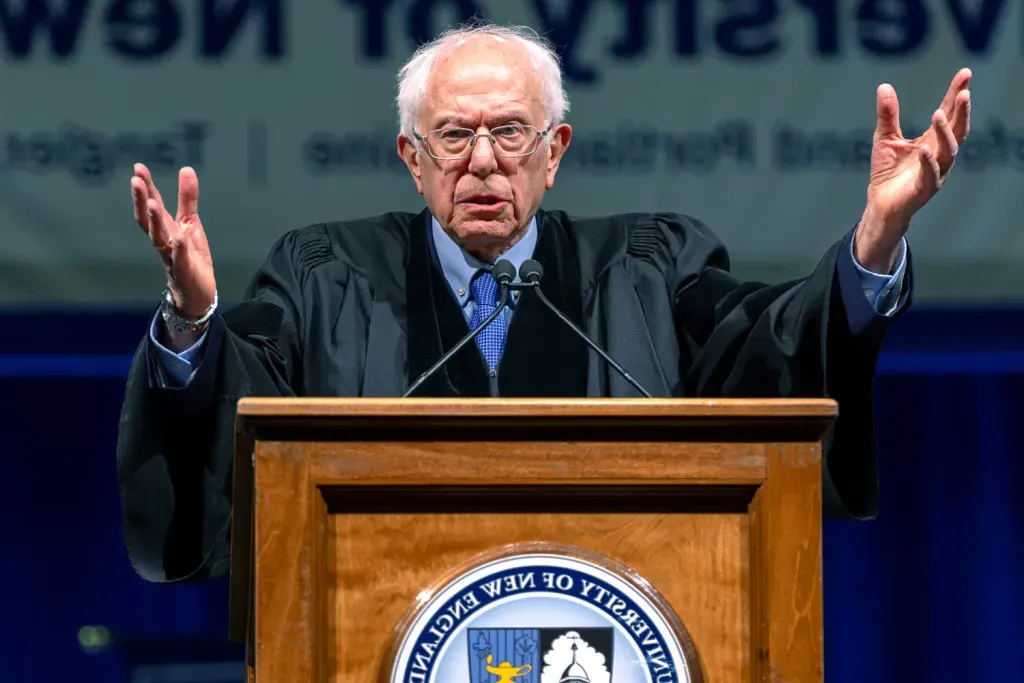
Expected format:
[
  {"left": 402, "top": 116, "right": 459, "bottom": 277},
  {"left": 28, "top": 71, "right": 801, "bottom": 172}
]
[
  {"left": 402, "top": 270, "right": 652, "bottom": 399},
  {"left": 518, "top": 281, "right": 654, "bottom": 398},
  {"left": 402, "top": 284, "right": 512, "bottom": 398}
]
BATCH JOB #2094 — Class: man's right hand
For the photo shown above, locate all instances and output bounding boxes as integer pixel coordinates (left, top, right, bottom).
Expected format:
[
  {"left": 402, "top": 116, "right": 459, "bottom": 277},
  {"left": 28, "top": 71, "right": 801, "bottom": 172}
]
[{"left": 131, "top": 164, "right": 217, "bottom": 351}]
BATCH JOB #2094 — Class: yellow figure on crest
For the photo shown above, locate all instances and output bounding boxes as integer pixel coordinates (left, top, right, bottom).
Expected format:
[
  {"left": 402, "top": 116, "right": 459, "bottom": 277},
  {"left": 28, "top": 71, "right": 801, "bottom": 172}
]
[{"left": 485, "top": 653, "right": 533, "bottom": 683}]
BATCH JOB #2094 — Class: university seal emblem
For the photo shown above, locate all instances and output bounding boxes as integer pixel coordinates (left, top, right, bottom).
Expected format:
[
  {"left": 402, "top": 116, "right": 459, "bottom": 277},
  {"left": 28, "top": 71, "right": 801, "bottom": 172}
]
[{"left": 386, "top": 543, "right": 702, "bottom": 683}]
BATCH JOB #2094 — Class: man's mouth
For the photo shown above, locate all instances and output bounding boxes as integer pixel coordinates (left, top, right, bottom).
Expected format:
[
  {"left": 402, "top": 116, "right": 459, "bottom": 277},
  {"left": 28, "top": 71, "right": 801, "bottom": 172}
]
[{"left": 461, "top": 194, "right": 505, "bottom": 205}]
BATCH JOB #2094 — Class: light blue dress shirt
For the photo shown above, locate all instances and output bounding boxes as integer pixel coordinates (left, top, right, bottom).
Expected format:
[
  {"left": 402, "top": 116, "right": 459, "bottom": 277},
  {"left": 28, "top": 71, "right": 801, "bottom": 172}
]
[
  {"left": 429, "top": 214, "right": 538, "bottom": 323},
  {"left": 149, "top": 218, "right": 908, "bottom": 387},
  {"left": 856, "top": 236, "right": 908, "bottom": 315}
]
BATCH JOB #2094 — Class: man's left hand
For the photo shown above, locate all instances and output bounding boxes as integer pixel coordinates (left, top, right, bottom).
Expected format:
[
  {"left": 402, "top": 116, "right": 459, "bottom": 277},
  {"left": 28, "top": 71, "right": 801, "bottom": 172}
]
[{"left": 854, "top": 68, "right": 972, "bottom": 273}]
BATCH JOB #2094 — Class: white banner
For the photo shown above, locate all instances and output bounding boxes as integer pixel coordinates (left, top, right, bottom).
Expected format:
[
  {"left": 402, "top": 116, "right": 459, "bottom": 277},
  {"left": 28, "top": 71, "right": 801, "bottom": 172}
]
[{"left": 1, "top": 0, "right": 1022, "bottom": 303}]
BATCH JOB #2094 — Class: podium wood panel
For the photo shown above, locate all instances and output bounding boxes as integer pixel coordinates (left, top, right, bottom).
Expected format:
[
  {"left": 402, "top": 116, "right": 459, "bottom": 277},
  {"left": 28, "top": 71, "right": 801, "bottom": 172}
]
[
  {"left": 232, "top": 398, "right": 835, "bottom": 683},
  {"left": 330, "top": 511, "right": 747, "bottom": 682}
]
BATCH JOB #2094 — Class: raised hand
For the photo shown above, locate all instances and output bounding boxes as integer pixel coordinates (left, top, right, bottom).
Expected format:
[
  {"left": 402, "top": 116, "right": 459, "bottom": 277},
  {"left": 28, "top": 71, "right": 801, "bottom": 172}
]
[
  {"left": 131, "top": 164, "right": 217, "bottom": 323},
  {"left": 855, "top": 68, "right": 972, "bottom": 272}
]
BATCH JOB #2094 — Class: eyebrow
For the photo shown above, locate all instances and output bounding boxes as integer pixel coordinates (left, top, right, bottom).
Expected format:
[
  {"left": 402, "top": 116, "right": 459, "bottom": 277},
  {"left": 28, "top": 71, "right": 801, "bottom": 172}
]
[{"left": 430, "top": 112, "right": 533, "bottom": 128}]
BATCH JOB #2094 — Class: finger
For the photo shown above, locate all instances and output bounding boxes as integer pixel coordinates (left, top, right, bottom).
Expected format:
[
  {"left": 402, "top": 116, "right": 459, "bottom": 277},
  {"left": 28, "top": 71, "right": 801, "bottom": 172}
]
[
  {"left": 147, "top": 198, "right": 176, "bottom": 262},
  {"left": 939, "top": 67, "right": 972, "bottom": 119},
  {"left": 176, "top": 166, "right": 199, "bottom": 222},
  {"left": 917, "top": 144, "right": 942, "bottom": 193},
  {"left": 875, "top": 84, "right": 902, "bottom": 139},
  {"left": 950, "top": 89, "right": 971, "bottom": 143},
  {"left": 930, "top": 109, "right": 959, "bottom": 173},
  {"left": 134, "top": 163, "right": 166, "bottom": 211},
  {"left": 131, "top": 176, "right": 150, "bottom": 234}
]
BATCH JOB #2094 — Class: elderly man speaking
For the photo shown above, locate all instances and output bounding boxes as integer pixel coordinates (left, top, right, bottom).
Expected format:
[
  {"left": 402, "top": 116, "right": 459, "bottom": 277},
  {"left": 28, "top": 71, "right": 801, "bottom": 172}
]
[{"left": 117, "top": 23, "right": 971, "bottom": 583}]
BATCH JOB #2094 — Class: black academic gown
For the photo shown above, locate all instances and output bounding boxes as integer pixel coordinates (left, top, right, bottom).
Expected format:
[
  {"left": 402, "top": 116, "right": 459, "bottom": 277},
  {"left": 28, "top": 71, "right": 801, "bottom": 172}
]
[{"left": 116, "top": 208, "right": 911, "bottom": 583}]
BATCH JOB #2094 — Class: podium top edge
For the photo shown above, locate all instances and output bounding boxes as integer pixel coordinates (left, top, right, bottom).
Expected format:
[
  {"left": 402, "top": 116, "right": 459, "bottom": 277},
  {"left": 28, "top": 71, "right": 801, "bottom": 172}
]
[{"left": 235, "top": 397, "right": 838, "bottom": 419}]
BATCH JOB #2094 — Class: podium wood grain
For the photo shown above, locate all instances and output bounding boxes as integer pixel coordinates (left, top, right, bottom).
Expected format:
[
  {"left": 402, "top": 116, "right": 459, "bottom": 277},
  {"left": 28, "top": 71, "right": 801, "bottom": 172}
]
[
  {"left": 234, "top": 398, "right": 834, "bottom": 683},
  {"left": 330, "top": 511, "right": 746, "bottom": 682}
]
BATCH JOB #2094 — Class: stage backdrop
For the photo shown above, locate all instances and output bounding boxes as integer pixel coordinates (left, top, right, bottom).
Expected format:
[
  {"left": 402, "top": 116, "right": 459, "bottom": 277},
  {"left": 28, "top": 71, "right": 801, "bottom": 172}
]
[{"left": 2, "top": 0, "right": 1023, "bottom": 304}]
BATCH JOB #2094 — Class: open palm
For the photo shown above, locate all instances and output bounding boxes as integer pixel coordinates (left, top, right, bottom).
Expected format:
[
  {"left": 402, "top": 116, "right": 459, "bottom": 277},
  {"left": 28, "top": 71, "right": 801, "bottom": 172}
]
[
  {"left": 866, "top": 68, "right": 972, "bottom": 229},
  {"left": 131, "top": 164, "right": 217, "bottom": 319}
]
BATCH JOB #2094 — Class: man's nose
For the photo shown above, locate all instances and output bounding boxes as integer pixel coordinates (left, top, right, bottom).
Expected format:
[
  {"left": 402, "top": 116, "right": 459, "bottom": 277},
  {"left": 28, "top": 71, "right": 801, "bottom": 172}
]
[{"left": 467, "top": 134, "right": 498, "bottom": 175}]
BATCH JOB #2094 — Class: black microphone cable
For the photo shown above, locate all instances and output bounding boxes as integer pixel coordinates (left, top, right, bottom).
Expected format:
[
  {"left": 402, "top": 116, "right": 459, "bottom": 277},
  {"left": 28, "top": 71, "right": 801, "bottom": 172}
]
[
  {"left": 517, "top": 259, "right": 653, "bottom": 398},
  {"left": 402, "top": 259, "right": 517, "bottom": 398}
]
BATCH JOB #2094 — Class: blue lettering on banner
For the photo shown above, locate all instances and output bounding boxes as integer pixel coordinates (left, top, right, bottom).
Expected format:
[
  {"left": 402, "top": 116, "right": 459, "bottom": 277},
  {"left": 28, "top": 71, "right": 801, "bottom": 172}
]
[
  {"left": 406, "top": 0, "right": 484, "bottom": 47},
  {"left": 955, "top": 120, "right": 1024, "bottom": 172},
  {"left": 303, "top": 121, "right": 759, "bottom": 176},
  {"left": 855, "top": 0, "right": 929, "bottom": 56},
  {"left": 559, "top": 120, "right": 757, "bottom": 175},
  {"left": 772, "top": 122, "right": 875, "bottom": 172},
  {"left": 0, "top": 122, "right": 210, "bottom": 184},
  {"left": 1, "top": 1, "right": 1018, "bottom": 80},
  {"left": 0, "top": 0, "right": 283, "bottom": 60},
  {"left": 344, "top": 0, "right": 1018, "bottom": 83},
  {"left": 3, "top": 119, "right": 1022, "bottom": 187},
  {"left": 772, "top": 119, "right": 1024, "bottom": 174},
  {"left": 661, "top": 121, "right": 757, "bottom": 174},
  {"left": 300, "top": 119, "right": 1024, "bottom": 177},
  {"left": 340, "top": 0, "right": 396, "bottom": 58},
  {"left": 303, "top": 130, "right": 409, "bottom": 174}
]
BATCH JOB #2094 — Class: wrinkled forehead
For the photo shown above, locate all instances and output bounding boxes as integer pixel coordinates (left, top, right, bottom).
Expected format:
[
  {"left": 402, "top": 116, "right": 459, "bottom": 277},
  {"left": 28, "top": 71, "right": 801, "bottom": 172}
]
[{"left": 421, "top": 38, "right": 547, "bottom": 127}]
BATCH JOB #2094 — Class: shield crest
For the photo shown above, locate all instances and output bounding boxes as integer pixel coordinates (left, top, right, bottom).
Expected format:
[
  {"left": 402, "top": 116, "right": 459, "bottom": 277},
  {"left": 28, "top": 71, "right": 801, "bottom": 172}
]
[{"left": 468, "top": 628, "right": 614, "bottom": 683}]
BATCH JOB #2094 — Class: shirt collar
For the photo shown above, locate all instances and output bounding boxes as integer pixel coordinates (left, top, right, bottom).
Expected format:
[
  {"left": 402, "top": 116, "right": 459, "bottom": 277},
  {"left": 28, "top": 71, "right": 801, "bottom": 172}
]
[{"left": 430, "top": 213, "right": 539, "bottom": 308}]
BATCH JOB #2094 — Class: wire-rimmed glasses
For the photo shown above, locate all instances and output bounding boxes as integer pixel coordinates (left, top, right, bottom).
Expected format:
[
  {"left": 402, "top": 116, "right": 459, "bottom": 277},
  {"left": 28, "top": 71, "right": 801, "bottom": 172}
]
[{"left": 413, "top": 123, "right": 550, "bottom": 160}]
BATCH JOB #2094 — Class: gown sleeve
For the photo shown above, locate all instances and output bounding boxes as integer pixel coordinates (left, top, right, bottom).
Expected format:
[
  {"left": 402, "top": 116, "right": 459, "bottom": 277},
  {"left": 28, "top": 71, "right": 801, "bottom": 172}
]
[
  {"left": 115, "top": 225, "right": 334, "bottom": 582},
  {"left": 647, "top": 213, "right": 912, "bottom": 520}
]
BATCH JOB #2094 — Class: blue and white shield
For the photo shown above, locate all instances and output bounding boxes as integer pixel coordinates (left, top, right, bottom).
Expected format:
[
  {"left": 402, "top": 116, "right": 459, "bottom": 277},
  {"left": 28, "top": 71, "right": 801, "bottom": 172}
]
[{"left": 468, "top": 628, "right": 614, "bottom": 683}]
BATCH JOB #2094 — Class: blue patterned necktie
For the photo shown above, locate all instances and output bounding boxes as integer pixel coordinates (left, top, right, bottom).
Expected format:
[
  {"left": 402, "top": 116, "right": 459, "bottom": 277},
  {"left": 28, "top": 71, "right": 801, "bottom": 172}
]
[{"left": 468, "top": 269, "right": 507, "bottom": 371}]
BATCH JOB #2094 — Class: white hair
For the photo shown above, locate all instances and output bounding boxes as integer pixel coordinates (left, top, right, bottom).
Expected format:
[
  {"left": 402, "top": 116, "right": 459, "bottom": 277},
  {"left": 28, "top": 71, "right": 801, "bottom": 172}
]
[{"left": 396, "top": 23, "right": 570, "bottom": 139}]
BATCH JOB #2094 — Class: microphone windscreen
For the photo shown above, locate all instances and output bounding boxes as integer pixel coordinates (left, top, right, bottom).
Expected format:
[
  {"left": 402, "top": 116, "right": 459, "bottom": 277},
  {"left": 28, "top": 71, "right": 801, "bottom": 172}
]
[
  {"left": 519, "top": 259, "right": 544, "bottom": 283},
  {"left": 492, "top": 259, "right": 516, "bottom": 285}
]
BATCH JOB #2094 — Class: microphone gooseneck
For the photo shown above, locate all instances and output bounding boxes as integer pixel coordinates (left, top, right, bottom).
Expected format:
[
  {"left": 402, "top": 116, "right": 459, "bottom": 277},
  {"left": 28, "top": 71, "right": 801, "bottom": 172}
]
[
  {"left": 402, "top": 259, "right": 514, "bottom": 398},
  {"left": 517, "top": 259, "right": 653, "bottom": 398}
]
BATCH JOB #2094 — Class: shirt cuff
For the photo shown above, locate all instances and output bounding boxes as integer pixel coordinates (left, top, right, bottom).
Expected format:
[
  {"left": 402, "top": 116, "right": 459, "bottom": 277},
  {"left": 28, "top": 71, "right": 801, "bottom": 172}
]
[
  {"left": 148, "top": 311, "right": 209, "bottom": 387},
  {"left": 849, "top": 236, "right": 908, "bottom": 317}
]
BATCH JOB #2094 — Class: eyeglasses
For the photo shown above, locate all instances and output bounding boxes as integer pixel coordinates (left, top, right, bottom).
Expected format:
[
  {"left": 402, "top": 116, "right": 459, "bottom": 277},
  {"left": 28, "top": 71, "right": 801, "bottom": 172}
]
[{"left": 413, "top": 123, "right": 550, "bottom": 160}]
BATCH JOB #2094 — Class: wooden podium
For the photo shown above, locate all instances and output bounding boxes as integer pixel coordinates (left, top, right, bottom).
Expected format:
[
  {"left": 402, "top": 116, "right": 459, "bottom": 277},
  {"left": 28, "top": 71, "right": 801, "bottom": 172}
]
[{"left": 228, "top": 397, "right": 836, "bottom": 683}]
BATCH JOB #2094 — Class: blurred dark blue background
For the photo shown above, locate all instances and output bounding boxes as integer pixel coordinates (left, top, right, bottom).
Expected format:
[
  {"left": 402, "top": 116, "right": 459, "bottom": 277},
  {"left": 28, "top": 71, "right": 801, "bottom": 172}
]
[{"left": 2, "top": 306, "right": 1022, "bottom": 682}]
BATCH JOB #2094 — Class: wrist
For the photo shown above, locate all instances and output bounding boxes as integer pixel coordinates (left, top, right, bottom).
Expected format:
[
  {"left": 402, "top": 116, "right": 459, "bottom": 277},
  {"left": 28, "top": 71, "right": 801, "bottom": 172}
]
[
  {"left": 161, "top": 287, "right": 217, "bottom": 335},
  {"left": 165, "top": 281, "right": 215, "bottom": 320},
  {"left": 855, "top": 207, "right": 905, "bottom": 273}
]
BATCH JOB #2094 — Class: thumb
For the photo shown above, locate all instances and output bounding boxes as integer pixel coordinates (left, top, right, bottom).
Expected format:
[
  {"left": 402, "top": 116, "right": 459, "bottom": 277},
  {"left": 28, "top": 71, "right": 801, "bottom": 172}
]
[
  {"left": 875, "top": 84, "right": 903, "bottom": 139},
  {"left": 176, "top": 166, "right": 200, "bottom": 221}
]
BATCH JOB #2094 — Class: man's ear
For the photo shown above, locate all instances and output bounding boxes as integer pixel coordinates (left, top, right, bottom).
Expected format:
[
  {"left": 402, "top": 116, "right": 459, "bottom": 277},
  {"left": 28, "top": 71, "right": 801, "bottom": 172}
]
[
  {"left": 397, "top": 134, "right": 424, "bottom": 194},
  {"left": 544, "top": 124, "right": 572, "bottom": 190}
]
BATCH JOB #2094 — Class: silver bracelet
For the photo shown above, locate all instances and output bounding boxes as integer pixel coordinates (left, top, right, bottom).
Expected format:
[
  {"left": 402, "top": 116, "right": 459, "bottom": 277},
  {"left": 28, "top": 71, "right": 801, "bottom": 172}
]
[{"left": 160, "top": 289, "right": 218, "bottom": 333}]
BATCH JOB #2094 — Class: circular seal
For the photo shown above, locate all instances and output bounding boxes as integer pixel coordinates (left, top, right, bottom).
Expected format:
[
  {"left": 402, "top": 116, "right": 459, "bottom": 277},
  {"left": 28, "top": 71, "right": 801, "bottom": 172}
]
[{"left": 385, "top": 543, "right": 703, "bottom": 683}]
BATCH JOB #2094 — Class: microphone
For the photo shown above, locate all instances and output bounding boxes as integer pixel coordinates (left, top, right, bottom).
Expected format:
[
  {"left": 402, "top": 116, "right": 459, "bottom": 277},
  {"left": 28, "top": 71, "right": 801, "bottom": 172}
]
[
  {"left": 517, "top": 259, "right": 653, "bottom": 398},
  {"left": 403, "top": 259, "right": 517, "bottom": 398},
  {"left": 492, "top": 259, "right": 517, "bottom": 288}
]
